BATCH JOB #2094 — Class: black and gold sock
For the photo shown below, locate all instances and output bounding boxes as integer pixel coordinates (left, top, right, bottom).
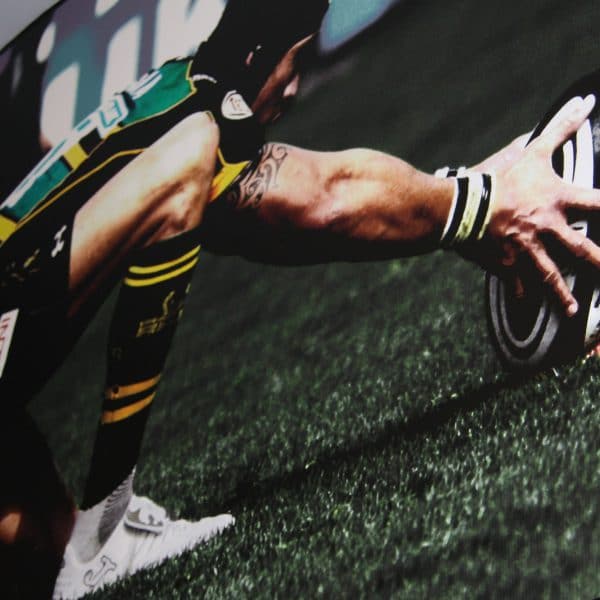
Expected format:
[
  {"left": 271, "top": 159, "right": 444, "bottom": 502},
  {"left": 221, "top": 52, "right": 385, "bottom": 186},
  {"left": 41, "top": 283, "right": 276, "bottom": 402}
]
[{"left": 81, "top": 229, "right": 201, "bottom": 513}]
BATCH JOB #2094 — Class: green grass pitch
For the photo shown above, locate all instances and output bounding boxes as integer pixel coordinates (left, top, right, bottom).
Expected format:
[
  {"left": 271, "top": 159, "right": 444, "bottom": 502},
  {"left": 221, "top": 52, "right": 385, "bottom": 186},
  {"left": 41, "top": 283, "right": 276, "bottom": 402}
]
[{"left": 31, "top": 0, "right": 600, "bottom": 597}]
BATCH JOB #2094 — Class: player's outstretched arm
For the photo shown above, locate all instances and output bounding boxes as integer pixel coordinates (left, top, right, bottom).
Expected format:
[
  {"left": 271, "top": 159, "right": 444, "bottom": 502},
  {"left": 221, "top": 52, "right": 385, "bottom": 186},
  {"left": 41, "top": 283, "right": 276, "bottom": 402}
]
[
  {"left": 200, "top": 143, "right": 455, "bottom": 262},
  {"left": 202, "top": 95, "right": 600, "bottom": 315},
  {"left": 473, "top": 94, "right": 600, "bottom": 316}
]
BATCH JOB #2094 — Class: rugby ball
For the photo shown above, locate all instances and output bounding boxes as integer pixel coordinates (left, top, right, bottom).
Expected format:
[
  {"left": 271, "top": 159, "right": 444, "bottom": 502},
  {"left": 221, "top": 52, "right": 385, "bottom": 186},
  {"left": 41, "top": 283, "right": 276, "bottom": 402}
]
[{"left": 486, "top": 70, "right": 600, "bottom": 371}]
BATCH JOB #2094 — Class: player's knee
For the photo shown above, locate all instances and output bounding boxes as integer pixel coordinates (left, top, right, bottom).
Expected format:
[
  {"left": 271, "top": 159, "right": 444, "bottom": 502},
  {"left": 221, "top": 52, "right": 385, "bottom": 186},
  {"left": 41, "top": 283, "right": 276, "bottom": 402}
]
[
  {"left": 153, "top": 113, "right": 220, "bottom": 237},
  {"left": 161, "top": 186, "right": 207, "bottom": 235},
  {"left": 0, "top": 497, "right": 75, "bottom": 556},
  {"left": 149, "top": 112, "right": 219, "bottom": 186},
  {"left": 0, "top": 504, "right": 73, "bottom": 596},
  {"left": 171, "top": 112, "right": 219, "bottom": 181},
  {"left": 0, "top": 509, "right": 25, "bottom": 546}
]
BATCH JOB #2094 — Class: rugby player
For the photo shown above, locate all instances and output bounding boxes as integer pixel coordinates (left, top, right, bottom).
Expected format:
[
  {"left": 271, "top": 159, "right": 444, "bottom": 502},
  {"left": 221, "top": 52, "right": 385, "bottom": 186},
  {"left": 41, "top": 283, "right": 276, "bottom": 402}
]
[
  {"left": 1, "top": 3, "right": 328, "bottom": 598},
  {"left": 1, "top": 0, "right": 600, "bottom": 598}
]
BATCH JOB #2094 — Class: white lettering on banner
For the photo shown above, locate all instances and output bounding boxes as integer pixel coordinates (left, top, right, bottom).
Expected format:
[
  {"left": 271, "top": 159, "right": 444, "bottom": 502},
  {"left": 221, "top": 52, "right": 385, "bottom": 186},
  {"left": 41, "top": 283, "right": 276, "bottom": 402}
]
[
  {"left": 95, "top": 0, "right": 121, "bottom": 18},
  {"left": 5, "top": 91, "right": 129, "bottom": 211},
  {"left": 101, "top": 16, "right": 141, "bottom": 102},
  {"left": 37, "top": 21, "right": 57, "bottom": 63},
  {"left": 40, "top": 63, "right": 80, "bottom": 149},
  {"left": 152, "top": 0, "right": 225, "bottom": 67},
  {"left": 40, "top": 0, "right": 226, "bottom": 146},
  {"left": 0, "top": 309, "right": 19, "bottom": 379},
  {"left": 126, "top": 70, "right": 162, "bottom": 100}
]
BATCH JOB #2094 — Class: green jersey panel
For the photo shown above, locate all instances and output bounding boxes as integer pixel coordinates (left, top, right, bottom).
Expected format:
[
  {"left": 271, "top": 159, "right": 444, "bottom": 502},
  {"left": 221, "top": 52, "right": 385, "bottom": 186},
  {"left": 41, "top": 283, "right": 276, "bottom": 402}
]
[{"left": 0, "top": 57, "right": 263, "bottom": 244}]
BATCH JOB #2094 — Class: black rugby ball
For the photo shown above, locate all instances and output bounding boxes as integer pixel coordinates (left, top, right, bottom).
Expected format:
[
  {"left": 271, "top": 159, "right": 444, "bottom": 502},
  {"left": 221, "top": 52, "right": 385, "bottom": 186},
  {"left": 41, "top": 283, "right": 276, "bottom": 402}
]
[{"left": 486, "top": 70, "right": 600, "bottom": 371}]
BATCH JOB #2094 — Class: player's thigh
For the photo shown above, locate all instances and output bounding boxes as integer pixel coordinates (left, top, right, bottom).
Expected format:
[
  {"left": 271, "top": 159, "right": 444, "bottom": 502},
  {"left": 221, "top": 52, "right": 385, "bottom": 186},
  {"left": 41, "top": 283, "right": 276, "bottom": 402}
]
[{"left": 0, "top": 189, "right": 82, "bottom": 402}]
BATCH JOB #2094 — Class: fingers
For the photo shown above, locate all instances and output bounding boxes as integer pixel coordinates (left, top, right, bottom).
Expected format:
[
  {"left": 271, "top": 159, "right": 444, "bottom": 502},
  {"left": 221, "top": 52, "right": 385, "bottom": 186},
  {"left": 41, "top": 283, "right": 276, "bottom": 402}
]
[
  {"left": 535, "top": 94, "right": 595, "bottom": 153},
  {"left": 560, "top": 182, "right": 600, "bottom": 210},
  {"left": 473, "top": 130, "right": 532, "bottom": 172},
  {"left": 480, "top": 94, "right": 600, "bottom": 317},
  {"left": 527, "top": 241, "right": 578, "bottom": 316},
  {"left": 553, "top": 224, "right": 600, "bottom": 269},
  {"left": 512, "top": 274, "right": 525, "bottom": 299},
  {"left": 515, "top": 131, "right": 533, "bottom": 149}
]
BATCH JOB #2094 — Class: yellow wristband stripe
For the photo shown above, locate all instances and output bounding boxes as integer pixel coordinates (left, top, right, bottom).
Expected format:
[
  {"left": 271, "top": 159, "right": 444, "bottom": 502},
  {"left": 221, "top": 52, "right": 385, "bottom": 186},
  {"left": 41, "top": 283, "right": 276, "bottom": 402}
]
[
  {"left": 455, "top": 173, "right": 484, "bottom": 242},
  {"left": 439, "top": 170, "right": 495, "bottom": 247},
  {"left": 479, "top": 173, "right": 496, "bottom": 238}
]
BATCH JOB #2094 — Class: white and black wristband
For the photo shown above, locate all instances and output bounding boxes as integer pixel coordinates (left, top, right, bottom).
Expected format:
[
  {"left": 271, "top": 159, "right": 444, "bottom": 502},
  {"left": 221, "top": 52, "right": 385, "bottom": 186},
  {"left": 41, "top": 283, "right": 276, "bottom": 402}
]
[
  {"left": 436, "top": 168, "right": 495, "bottom": 247},
  {"left": 434, "top": 165, "right": 467, "bottom": 178}
]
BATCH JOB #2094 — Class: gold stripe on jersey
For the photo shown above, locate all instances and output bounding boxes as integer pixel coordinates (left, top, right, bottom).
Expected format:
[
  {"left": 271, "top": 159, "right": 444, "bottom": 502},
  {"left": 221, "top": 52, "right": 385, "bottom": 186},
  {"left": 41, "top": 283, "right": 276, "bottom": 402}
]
[
  {"left": 0, "top": 214, "right": 17, "bottom": 243},
  {"left": 105, "top": 374, "right": 161, "bottom": 400},
  {"left": 16, "top": 149, "right": 145, "bottom": 232},
  {"left": 63, "top": 143, "right": 88, "bottom": 170},
  {"left": 210, "top": 148, "right": 251, "bottom": 201},
  {"left": 128, "top": 246, "right": 200, "bottom": 275},
  {"left": 11, "top": 63, "right": 194, "bottom": 233},
  {"left": 101, "top": 393, "right": 155, "bottom": 424}
]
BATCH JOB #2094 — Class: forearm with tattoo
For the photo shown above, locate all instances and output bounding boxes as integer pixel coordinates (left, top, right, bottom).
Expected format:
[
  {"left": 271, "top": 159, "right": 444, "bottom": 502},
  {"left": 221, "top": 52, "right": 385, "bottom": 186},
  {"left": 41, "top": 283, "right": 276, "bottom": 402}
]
[
  {"left": 202, "top": 141, "right": 452, "bottom": 263},
  {"left": 226, "top": 143, "right": 289, "bottom": 209}
]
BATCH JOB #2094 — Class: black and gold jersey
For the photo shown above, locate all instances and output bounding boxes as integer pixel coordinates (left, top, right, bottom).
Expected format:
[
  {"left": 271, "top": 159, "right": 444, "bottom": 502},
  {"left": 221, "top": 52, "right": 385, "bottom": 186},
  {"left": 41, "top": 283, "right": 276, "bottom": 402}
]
[
  {"left": 0, "top": 57, "right": 264, "bottom": 402},
  {"left": 0, "top": 56, "right": 264, "bottom": 246}
]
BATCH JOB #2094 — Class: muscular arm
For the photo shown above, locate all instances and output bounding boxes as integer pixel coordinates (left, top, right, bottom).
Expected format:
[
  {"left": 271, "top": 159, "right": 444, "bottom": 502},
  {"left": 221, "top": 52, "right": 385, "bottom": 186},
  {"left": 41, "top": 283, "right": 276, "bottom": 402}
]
[
  {"left": 200, "top": 96, "right": 600, "bottom": 315},
  {"left": 200, "top": 142, "right": 454, "bottom": 264}
]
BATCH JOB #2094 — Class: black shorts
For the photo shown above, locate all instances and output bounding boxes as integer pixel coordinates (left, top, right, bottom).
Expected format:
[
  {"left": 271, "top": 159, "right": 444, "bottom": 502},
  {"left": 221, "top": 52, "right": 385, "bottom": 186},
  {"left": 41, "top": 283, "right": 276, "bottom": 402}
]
[
  {"left": 0, "top": 196, "right": 74, "bottom": 404},
  {"left": 0, "top": 150, "right": 142, "bottom": 405},
  {"left": 0, "top": 57, "right": 264, "bottom": 405}
]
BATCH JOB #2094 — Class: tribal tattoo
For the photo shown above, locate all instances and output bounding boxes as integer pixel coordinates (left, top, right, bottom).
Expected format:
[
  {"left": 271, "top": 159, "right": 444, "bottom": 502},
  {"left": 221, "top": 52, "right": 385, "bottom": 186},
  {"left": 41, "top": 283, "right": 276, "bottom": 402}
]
[{"left": 226, "top": 143, "right": 289, "bottom": 209}]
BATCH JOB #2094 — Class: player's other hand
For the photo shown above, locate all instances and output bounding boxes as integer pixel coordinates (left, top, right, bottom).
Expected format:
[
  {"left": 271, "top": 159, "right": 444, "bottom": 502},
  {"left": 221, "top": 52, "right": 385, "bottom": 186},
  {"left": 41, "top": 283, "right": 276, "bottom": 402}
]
[{"left": 476, "top": 94, "right": 600, "bottom": 317}]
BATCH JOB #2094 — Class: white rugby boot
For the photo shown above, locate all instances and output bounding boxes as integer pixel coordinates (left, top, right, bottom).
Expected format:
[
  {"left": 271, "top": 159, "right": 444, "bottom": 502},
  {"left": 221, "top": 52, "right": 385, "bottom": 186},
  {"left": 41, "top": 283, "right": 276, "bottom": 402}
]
[{"left": 53, "top": 495, "right": 234, "bottom": 599}]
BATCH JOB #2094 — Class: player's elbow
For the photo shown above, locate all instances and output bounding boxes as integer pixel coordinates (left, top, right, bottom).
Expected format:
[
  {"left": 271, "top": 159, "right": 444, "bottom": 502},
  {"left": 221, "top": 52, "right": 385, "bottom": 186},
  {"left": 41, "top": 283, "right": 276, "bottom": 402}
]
[{"left": 154, "top": 112, "right": 218, "bottom": 182}]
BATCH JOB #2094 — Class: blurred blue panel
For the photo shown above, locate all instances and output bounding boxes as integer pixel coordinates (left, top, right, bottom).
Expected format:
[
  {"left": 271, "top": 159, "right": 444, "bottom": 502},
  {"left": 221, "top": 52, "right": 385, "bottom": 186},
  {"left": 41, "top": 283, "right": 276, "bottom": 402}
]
[{"left": 319, "top": 0, "right": 399, "bottom": 53}]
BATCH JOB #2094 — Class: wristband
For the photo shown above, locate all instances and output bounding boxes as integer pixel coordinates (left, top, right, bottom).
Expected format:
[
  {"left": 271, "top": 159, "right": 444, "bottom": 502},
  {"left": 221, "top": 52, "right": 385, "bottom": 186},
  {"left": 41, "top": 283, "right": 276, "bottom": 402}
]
[
  {"left": 434, "top": 165, "right": 467, "bottom": 178},
  {"left": 439, "top": 171, "right": 495, "bottom": 247}
]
